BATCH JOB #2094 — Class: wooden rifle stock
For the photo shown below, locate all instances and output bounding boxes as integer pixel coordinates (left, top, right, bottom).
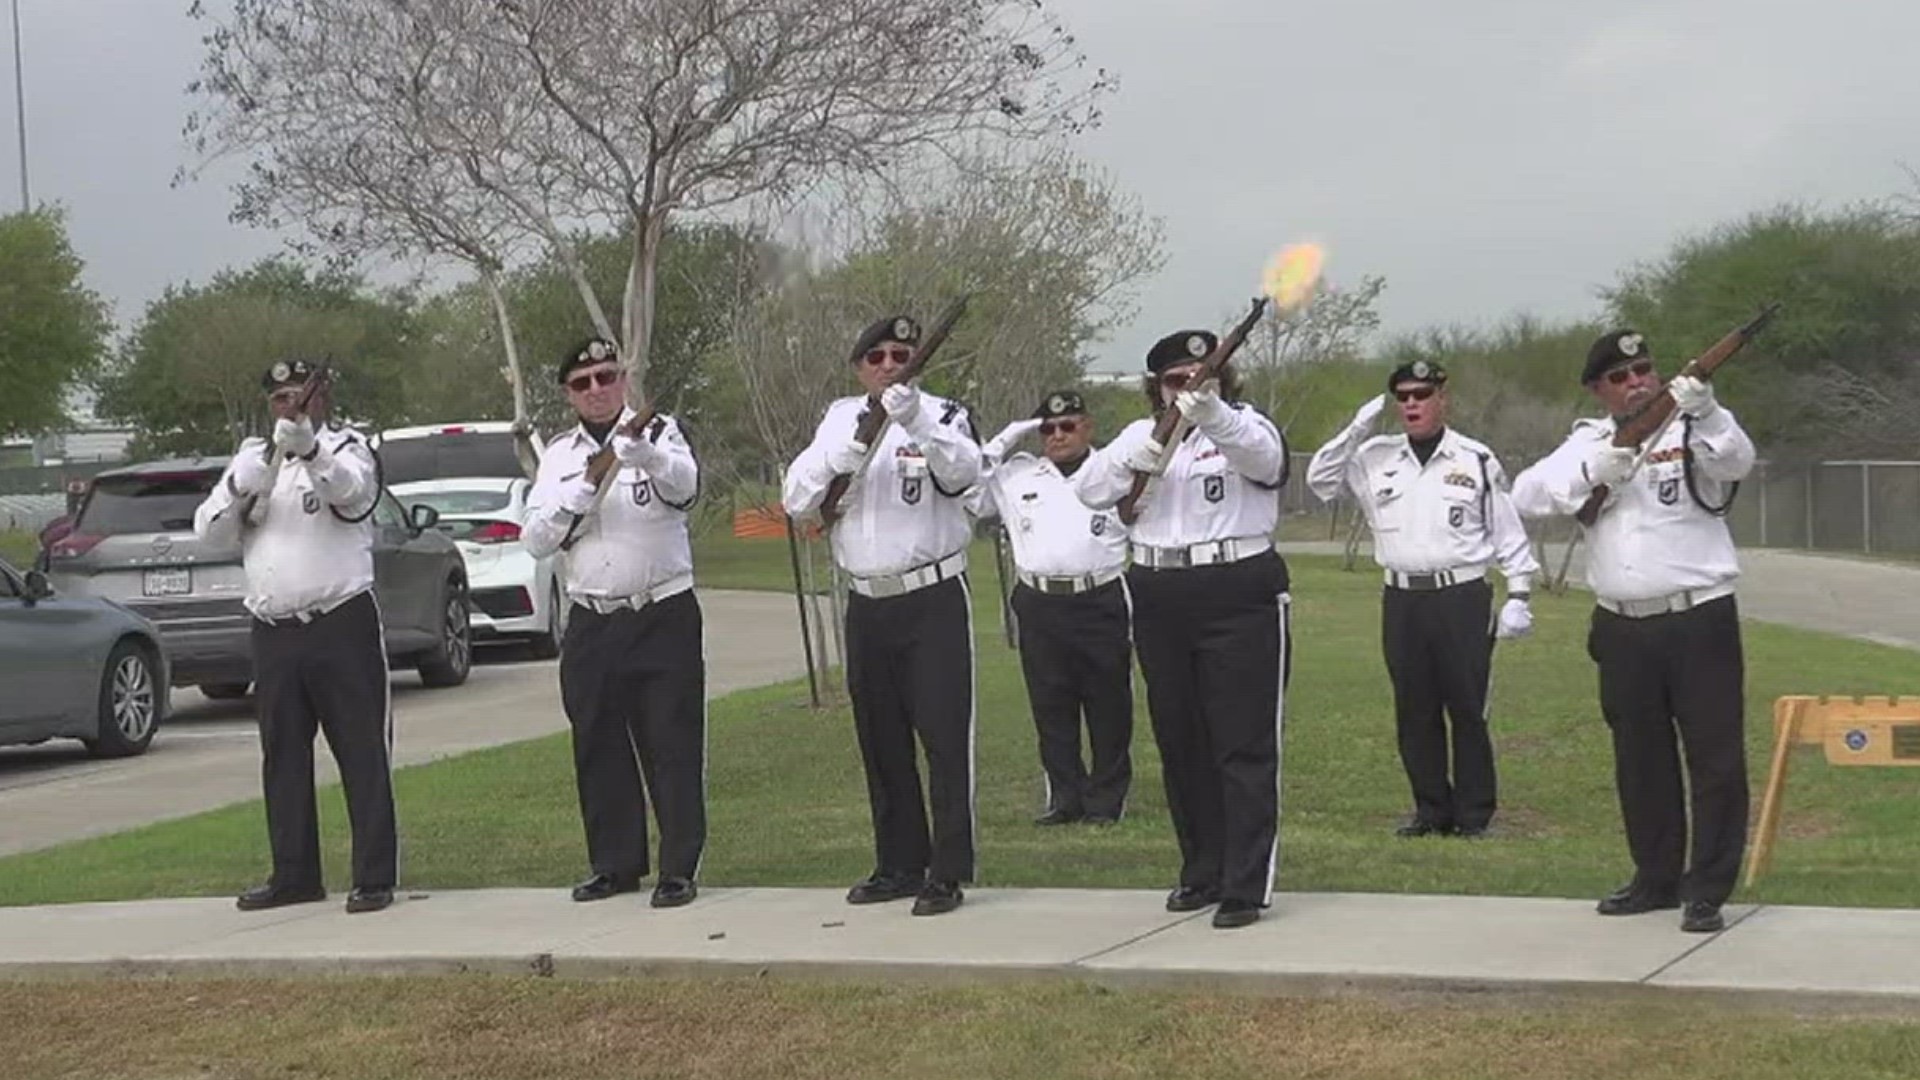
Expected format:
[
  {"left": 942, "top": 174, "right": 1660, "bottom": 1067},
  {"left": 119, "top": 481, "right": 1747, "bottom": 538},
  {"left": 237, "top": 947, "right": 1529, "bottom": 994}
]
[
  {"left": 818, "top": 295, "right": 972, "bottom": 526},
  {"left": 1116, "top": 297, "right": 1268, "bottom": 525},
  {"left": 1573, "top": 302, "right": 1780, "bottom": 527}
]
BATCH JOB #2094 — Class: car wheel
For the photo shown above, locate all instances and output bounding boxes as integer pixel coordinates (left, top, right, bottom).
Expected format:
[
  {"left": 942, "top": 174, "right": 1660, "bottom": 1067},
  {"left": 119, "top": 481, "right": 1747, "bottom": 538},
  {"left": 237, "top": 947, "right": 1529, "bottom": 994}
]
[
  {"left": 199, "top": 682, "right": 252, "bottom": 701},
  {"left": 527, "top": 582, "right": 563, "bottom": 660},
  {"left": 86, "top": 641, "right": 160, "bottom": 758},
  {"left": 417, "top": 578, "right": 472, "bottom": 687}
]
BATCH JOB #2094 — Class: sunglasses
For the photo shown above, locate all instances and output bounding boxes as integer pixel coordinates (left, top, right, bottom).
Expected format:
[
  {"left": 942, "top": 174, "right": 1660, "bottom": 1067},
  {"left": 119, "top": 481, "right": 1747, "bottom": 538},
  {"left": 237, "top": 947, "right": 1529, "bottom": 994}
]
[
  {"left": 566, "top": 368, "right": 622, "bottom": 393},
  {"left": 1393, "top": 386, "right": 1437, "bottom": 403},
  {"left": 1039, "top": 419, "right": 1081, "bottom": 436},
  {"left": 1605, "top": 359, "right": 1656, "bottom": 386},
  {"left": 862, "top": 347, "right": 913, "bottom": 366}
]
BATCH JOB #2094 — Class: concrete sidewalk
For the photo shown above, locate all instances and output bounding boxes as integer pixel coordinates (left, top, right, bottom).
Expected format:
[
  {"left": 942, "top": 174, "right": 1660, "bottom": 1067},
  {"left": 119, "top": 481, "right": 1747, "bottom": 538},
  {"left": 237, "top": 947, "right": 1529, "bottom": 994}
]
[{"left": 2, "top": 887, "right": 1917, "bottom": 1009}]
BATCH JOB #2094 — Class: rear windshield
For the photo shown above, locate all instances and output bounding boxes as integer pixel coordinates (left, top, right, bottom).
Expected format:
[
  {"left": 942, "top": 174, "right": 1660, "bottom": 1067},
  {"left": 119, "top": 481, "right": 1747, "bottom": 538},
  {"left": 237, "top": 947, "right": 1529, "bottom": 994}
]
[
  {"left": 406, "top": 489, "right": 512, "bottom": 515},
  {"left": 379, "top": 433, "right": 527, "bottom": 485},
  {"left": 77, "top": 470, "right": 222, "bottom": 535}
]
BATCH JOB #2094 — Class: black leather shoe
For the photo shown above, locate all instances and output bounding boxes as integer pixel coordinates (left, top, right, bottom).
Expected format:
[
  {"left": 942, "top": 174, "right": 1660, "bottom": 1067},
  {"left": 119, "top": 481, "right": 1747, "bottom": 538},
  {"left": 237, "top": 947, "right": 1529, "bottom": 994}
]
[
  {"left": 1394, "top": 819, "right": 1450, "bottom": 838},
  {"left": 1680, "top": 901, "right": 1726, "bottom": 933},
  {"left": 570, "top": 872, "right": 642, "bottom": 903},
  {"left": 1034, "top": 808, "right": 1084, "bottom": 826},
  {"left": 1165, "top": 885, "right": 1220, "bottom": 913},
  {"left": 847, "top": 872, "right": 924, "bottom": 905},
  {"left": 1453, "top": 825, "right": 1490, "bottom": 839},
  {"left": 235, "top": 882, "right": 326, "bottom": 912},
  {"left": 1595, "top": 884, "right": 1680, "bottom": 916},
  {"left": 1083, "top": 812, "right": 1121, "bottom": 825},
  {"left": 911, "top": 880, "right": 964, "bottom": 916},
  {"left": 345, "top": 887, "right": 393, "bottom": 914},
  {"left": 651, "top": 877, "right": 698, "bottom": 909},
  {"left": 1212, "top": 899, "right": 1261, "bottom": 929}
]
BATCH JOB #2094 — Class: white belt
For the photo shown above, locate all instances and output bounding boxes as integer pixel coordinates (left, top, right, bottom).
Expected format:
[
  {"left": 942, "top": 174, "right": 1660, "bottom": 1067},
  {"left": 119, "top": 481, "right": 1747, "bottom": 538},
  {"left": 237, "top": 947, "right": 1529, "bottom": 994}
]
[
  {"left": 847, "top": 551, "right": 967, "bottom": 599},
  {"left": 251, "top": 588, "right": 366, "bottom": 627},
  {"left": 1384, "top": 565, "right": 1487, "bottom": 591},
  {"left": 1596, "top": 582, "right": 1735, "bottom": 619},
  {"left": 572, "top": 573, "right": 695, "bottom": 615},
  {"left": 1016, "top": 567, "right": 1124, "bottom": 596},
  {"left": 1130, "top": 535, "right": 1273, "bottom": 570}
]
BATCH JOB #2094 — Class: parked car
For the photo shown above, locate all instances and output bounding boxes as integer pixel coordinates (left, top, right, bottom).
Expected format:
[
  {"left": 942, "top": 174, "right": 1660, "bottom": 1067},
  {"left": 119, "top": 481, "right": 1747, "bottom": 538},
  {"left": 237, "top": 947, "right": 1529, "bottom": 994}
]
[
  {"left": 0, "top": 554, "right": 168, "bottom": 757},
  {"left": 390, "top": 476, "right": 567, "bottom": 658},
  {"left": 373, "top": 421, "right": 540, "bottom": 486},
  {"left": 43, "top": 456, "right": 473, "bottom": 699}
]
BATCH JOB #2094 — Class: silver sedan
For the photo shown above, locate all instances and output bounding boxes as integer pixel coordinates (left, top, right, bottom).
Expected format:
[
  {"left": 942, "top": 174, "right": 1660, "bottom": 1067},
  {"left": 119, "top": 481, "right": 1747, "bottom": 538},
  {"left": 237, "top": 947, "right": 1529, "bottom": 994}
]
[{"left": 0, "top": 555, "right": 169, "bottom": 757}]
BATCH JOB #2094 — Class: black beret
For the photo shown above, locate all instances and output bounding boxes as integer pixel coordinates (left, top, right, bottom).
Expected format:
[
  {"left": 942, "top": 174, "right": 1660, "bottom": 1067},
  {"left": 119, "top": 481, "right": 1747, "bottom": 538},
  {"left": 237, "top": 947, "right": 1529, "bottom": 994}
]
[
  {"left": 1146, "top": 330, "right": 1217, "bottom": 373},
  {"left": 1583, "top": 329, "right": 1651, "bottom": 384},
  {"left": 261, "top": 358, "right": 319, "bottom": 391},
  {"left": 1387, "top": 359, "right": 1447, "bottom": 392},
  {"left": 849, "top": 314, "right": 920, "bottom": 362},
  {"left": 558, "top": 337, "right": 619, "bottom": 384},
  {"left": 1031, "top": 390, "right": 1088, "bottom": 420}
]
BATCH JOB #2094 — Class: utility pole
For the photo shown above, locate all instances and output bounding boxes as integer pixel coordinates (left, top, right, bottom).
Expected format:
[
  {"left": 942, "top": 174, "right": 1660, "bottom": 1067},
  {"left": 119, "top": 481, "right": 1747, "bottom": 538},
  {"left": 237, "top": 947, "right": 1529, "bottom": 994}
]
[{"left": 10, "top": 0, "right": 26, "bottom": 211}]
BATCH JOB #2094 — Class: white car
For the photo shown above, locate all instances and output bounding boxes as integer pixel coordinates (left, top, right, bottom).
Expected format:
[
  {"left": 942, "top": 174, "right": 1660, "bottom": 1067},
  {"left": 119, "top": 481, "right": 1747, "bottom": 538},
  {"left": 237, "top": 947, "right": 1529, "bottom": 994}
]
[{"left": 388, "top": 476, "right": 567, "bottom": 659}]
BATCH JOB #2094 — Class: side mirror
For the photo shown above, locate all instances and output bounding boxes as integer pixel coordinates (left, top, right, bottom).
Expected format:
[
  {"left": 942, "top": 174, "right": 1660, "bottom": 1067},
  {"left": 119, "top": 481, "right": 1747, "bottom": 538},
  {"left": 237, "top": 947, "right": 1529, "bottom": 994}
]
[
  {"left": 22, "top": 569, "right": 53, "bottom": 603},
  {"left": 407, "top": 504, "right": 440, "bottom": 534}
]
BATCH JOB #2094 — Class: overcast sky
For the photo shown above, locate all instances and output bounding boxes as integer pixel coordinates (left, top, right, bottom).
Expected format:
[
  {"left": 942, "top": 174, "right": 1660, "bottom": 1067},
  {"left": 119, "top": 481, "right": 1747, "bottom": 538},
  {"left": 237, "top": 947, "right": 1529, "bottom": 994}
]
[{"left": 4, "top": 0, "right": 1917, "bottom": 372}]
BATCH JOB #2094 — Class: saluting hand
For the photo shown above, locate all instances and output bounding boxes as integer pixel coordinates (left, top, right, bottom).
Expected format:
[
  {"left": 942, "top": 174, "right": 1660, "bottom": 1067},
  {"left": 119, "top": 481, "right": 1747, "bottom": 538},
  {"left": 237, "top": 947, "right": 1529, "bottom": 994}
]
[{"left": 1350, "top": 393, "right": 1388, "bottom": 430}]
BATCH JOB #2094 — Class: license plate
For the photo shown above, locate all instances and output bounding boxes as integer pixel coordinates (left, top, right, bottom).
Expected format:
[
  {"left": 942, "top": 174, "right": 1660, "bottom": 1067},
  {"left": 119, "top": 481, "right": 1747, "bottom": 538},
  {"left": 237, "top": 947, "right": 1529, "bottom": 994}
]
[{"left": 143, "top": 567, "right": 191, "bottom": 597}]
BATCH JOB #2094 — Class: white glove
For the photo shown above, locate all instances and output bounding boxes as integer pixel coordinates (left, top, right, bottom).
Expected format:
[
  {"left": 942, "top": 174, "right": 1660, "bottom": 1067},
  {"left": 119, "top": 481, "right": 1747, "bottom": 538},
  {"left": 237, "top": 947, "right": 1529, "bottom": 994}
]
[
  {"left": 1350, "top": 393, "right": 1388, "bottom": 430},
  {"left": 228, "top": 441, "right": 273, "bottom": 496},
  {"left": 881, "top": 383, "right": 923, "bottom": 428},
  {"left": 273, "top": 416, "right": 317, "bottom": 459},
  {"left": 1495, "top": 597, "right": 1534, "bottom": 640},
  {"left": 1174, "top": 382, "right": 1229, "bottom": 430},
  {"left": 558, "top": 474, "right": 599, "bottom": 516},
  {"left": 825, "top": 438, "right": 870, "bottom": 476},
  {"left": 1667, "top": 374, "right": 1717, "bottom": 419},
  {"left": 1587, "top": 445, "right": 1636, "bottom": 487},
  {"left": 995, "top": 418, "right": 1045, "bottom": 445},
  {"left": 1125, "top": 436, "right": 1167, "bottom": 476},
  {"left": 612, "top": 432, "right": 665, "bottom": 472}
]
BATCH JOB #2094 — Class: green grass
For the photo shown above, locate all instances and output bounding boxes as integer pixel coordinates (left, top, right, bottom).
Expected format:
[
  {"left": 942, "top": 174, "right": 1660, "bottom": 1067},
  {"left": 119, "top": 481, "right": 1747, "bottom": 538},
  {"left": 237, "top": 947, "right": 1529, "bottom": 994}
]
[
  {"left": 4, "top": 976, "right": 1918, "bottom": 1080},
  {"left": 4, "top": 542, "right": 1919, "bottom": 909},
  {"left": 0, "top": 527, "right": 35, "bottom": 568}
]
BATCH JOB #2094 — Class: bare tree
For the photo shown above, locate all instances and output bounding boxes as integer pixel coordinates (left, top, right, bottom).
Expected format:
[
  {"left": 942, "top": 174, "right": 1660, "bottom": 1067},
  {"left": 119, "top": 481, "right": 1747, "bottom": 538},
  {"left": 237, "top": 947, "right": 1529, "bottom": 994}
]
[
  {"left": 1238, "top": 274, "right": 1386, "bottom": 417},
  {"left": 190, "top": 0, "right": 1111, "bottom": 413}
]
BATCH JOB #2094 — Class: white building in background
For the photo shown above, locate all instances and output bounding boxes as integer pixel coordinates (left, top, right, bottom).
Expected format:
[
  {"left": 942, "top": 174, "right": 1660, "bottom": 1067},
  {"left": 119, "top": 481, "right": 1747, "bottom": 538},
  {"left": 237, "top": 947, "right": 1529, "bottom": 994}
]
[{"left": 25, "top": 388, "right": 134, "bottom": 466}]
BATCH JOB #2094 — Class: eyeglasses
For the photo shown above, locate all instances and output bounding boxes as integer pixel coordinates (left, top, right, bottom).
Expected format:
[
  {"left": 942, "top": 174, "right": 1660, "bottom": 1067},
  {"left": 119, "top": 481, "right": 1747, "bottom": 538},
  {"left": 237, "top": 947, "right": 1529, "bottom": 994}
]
[
  {"left": 1039, "top": 419, "right": 1080, "bottom": 436},
  {"left": 863, "top": 347, "right": 913, "bottom": 366},
  {"left": 566, "top": 368, "right": 622, "bottom": 393},
  {"left": 1605, "top": 359, "right": 1655, "bottom": 386},
  {"left": 1393, "top": 386, "right": 1437, "bottom": 403}
]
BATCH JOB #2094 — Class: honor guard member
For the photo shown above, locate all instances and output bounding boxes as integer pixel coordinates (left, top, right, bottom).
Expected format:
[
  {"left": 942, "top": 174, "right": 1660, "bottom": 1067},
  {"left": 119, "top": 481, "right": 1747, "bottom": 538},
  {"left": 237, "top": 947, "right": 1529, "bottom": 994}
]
[
  {"left": 1075, "top": 330, "right": 1291, "bottom": 930},
  {"left": 966, "top": 390, "right": 1133, "bottom": 826},
  {"left": 781, "top": 314, "right": 983, "bottom": 917},
  {"left": 1512, "top": 330, "right": 1755, "bottom": 934},
  {"left": 1305, "top": 361, "right": 1539, "bottom": 839},
  {"left": 522, "top": 338, "right": 706, "bottom": 909},
  {"left": 192, "top": 359, "right": 396, "bottom": 915}
]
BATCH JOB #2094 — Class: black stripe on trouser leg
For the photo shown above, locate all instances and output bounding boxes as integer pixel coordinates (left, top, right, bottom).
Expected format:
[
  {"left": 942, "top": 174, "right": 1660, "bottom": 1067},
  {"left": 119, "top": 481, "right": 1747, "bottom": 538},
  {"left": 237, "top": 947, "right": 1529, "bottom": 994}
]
[
  {"left": 1381, "top": 580, "right": 1495, "bottom": 830},
  {"left": 558, "top": 590, "right": 708, "bottom": 881},
  {"left": 250, "top": 591, "right": 396, "bottom": 890},
  {"left": 1128, "top": 551, "right": 1288, "bottom": 906},
  {"left": 1011, "top": 581, "right": 1135, "bottom": 818},
  {"left": 1589, "top": 596, "right": 1747, "bottom": 905},
  {"left": 844, "top": 576, "right": 976, "bottom": 883}
]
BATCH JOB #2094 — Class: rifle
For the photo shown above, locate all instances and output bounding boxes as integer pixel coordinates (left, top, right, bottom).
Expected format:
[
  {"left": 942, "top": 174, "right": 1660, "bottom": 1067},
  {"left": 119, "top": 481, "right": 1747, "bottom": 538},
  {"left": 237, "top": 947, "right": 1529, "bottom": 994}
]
[
  {"left": 1116, "top": 297, "right": 1268, "bottom": 525},
  {"left": 818, "top": 294, "right": 971, "bottom": 526},
  {"left": 1574, "top": 302, "right": 1780, "bottom": 527}
]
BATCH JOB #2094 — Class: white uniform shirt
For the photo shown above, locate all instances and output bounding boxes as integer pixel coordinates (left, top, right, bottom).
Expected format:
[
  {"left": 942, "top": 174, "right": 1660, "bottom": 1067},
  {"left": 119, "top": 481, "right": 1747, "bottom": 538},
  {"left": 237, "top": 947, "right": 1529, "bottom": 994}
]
[
  {"left": 1075, "top": 404, "right": 1287, "bottom": 548},
  {"left": 522, "top": 409, "right": 698, "bottom": 600},
  {"left": 1511, "top": 407, "right": 1755, "bottom": 602},
  {"left": 192, "top": 428, "right": 379, "bottom": 620},
  {"left": 782, "top": 391, "right": 982, "bottom": 578},
  {"left": 1306, "top": 425, "right": 1538, "bottom": 591},
  {"left": 967, "top": 444, "right": 1127, "bottom": 578}
]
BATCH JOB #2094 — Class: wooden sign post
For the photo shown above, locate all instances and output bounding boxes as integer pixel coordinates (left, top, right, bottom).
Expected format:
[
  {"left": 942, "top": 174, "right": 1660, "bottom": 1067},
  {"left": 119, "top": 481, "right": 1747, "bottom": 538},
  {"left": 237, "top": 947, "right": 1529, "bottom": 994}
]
[{"left": 1744, "top": 695, "right": 1920, "bottom": 887}]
